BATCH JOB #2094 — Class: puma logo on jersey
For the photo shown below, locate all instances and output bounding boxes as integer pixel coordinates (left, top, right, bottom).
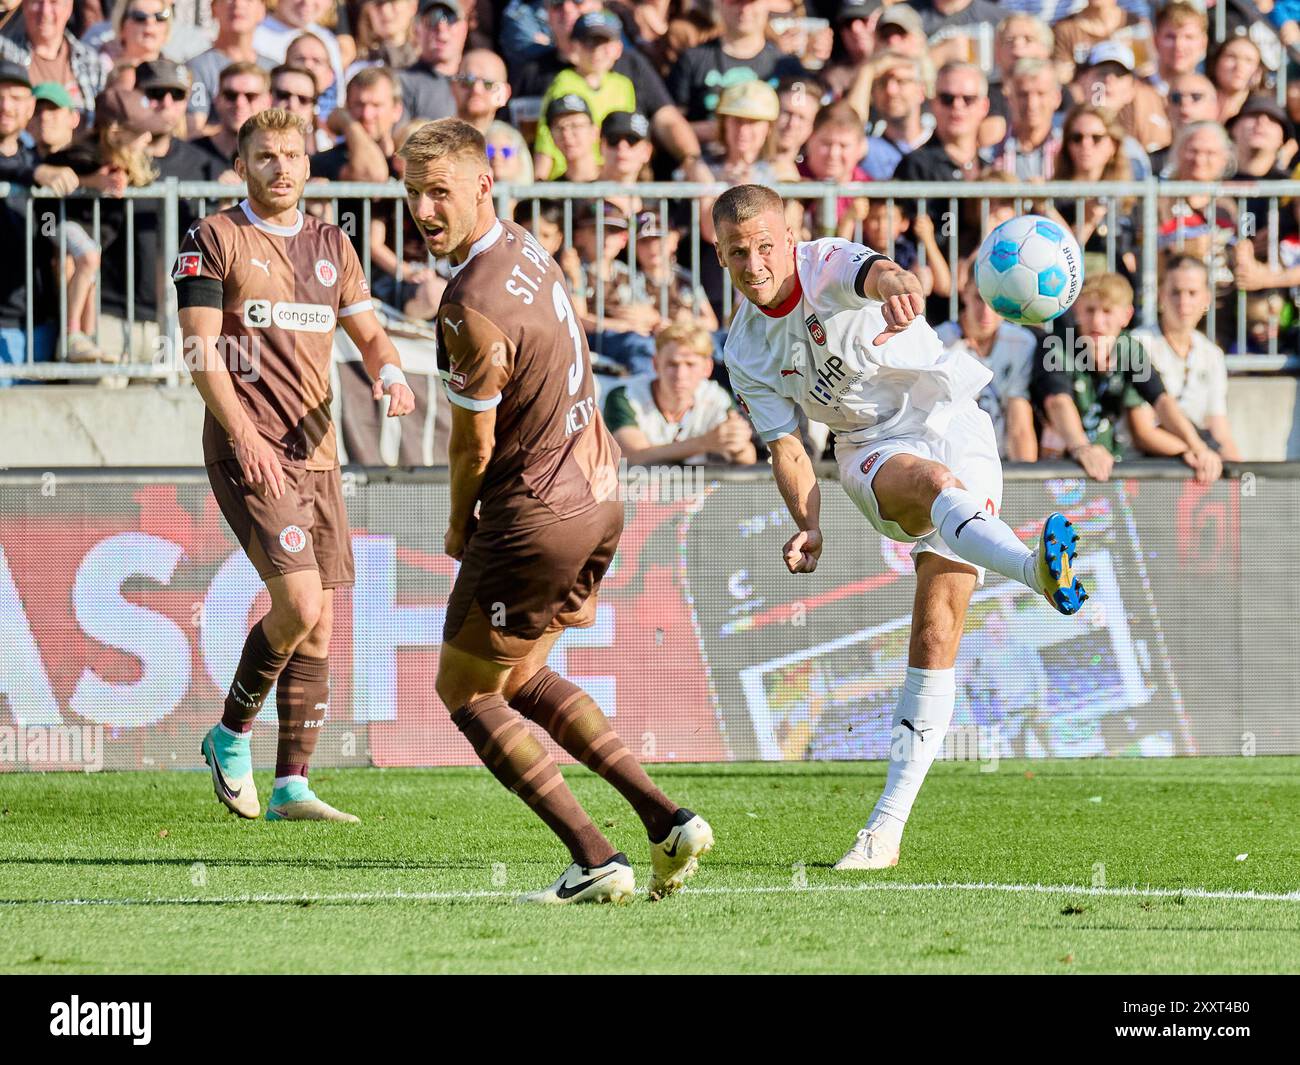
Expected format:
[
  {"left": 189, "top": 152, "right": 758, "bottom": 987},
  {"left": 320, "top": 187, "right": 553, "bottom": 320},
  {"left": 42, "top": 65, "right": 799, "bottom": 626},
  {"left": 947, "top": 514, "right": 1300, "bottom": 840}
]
[
  {"left": 780, "top": 368, "right": 802, "bottom": 377},
  {"left": 251, "top": 258, "right": 271, "bottom": 276},
  {"left": 444, "top": 317, "right": 464, "bottom": 336}
]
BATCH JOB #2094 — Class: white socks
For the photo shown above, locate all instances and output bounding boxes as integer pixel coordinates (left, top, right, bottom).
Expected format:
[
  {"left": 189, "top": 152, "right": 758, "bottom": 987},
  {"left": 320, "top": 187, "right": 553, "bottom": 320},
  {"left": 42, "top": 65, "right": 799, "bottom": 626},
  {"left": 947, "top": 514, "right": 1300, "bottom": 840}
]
[
  {"left": 868, "top": 666, "right": 956, "bottom": 847},
  {"left": 930, "top": 487, "right": 1039, "bottom": 592}
]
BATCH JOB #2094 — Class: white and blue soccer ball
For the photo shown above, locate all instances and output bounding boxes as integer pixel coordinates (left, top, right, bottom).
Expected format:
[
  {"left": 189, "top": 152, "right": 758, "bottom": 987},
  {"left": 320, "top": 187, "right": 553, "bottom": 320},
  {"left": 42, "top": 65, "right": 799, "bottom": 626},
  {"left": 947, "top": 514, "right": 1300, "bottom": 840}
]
[{"left": 975, "top": 214, "right": 1084, "bottom": 326}]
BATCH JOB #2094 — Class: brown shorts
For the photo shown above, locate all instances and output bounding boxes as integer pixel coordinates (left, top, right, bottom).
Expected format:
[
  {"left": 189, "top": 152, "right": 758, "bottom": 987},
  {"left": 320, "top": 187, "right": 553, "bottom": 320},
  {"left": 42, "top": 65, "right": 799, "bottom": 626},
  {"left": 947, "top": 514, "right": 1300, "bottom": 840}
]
[
  {"left": 443, "top": 500, "right": 623, "bottom": 665},
  {"left": 207, "top": 459, "right": 356, "bottom": 588}
]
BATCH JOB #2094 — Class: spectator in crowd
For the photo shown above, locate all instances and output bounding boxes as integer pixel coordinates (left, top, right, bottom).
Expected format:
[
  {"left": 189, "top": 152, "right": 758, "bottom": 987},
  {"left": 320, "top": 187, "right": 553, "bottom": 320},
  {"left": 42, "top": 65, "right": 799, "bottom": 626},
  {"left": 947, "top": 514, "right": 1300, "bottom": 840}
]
[
  {"left": 1264, "top": 0, "right": 1300, "bottom": 51},
  {"left": 693, "top": 80, "right": 801, "bottom": 245},
  {"left": 1150, "top": 1, "right": 1207, "bottom": 96},
  {"left": 987, "top": 57, "right": 1063, "bottom": 179},
  {"left": 513, "top": 196, "right": 565, "bottom": 257},
  {"left": 603, "top": 320, "right": 756, "bottom": 466},
  {"left": 856, "top": 52, "right": 929, "bottom": 179},
  {"left": 189, "top": 61, "right": 267, "bottom": 176},
  {"left": 1051, "top": 0, "right": 1149, "bottom": 84},
  {"left": 1228, "top": 95, "right": 1294, "bottom": 186},
  {"left": 270, "top": 62, "right": 332, "bottom": 151},
  {"left": 987, "top": 13, "right": 1052, "bottom": 132},
  {"left": 485, "top": 117, "right": 534, "bottom": 199},
  {"left": 607, "top": 0, "right": 718, "bottom": 79},
  {"left": 821, "top": 0, "right": 875, "bottom": 98},
  {"left": 1210, "top": 34, "right": 1265, "bottom": 127},
  {"left": 0, "top": 63, "right": 78, "bottom": 192},
  {"left": 913, "top": 0, "right": 1005, "bottom": 72},
  {"left": 1150, "top": 71, "right": 1218, "bottom": 175},
  {"left": 255, "top": 0, "right": 347, "bottom": 92},
  {"left": 187, "top": 0, "right": 274, "bottom": 131},
  {"left": 98, "top": 0, "right": 176, "bottom": 78},
  {"left": 937, "top": 256, "right": 1038, "bottom": 461},
  {"left": 497, "top": 0, "right": 554, "bottom": 72},
  {"left": 668, "top": 0, "right": 806, "bottom": 147},
  {"left": 597, "top": 110, "right": 652, "bottom": 217},
  {"left": 450, "top": 47, "right": 510, "bottom": 133},
  {"left": 1158, "top": 120, "right": 1238, "bottom": 335},
  {"left": 534, "top": 9, "right": 635, "bottom": 179},
  {"left": 861, "top": 198, "right": 950, "bottom": 299},
  {"left": 766, "top": 0, "right": 833, "bottom": 73},
  {"left": 1075, "top": 41, "right": 1169, "bottom": 156},
  {"left": 1052, "top": 104, "right": 1138, "bottom": 284},
  {"left": 630, "top": 209, "right": 718, "bottom": 332},
  {"left": 0, "top": 0, "right": 107, "bottom": 119},
  {"left": 396, "top": 0, "right": 462, "bottom": 120},
  {"left": 538, "top": 92, "right": 599, "bottom": 181},
  {"left": 350, "top": 0, "right": 420, "bottom": 73},
  {"left": 797, "top": 100, "right": 869, "bottom": 238},
  {"left": 286, "top": 30, "right": 343, "bottom": 119},
  {"left": 769, "top": 73, "right": 820, "bottom": 173},
  {"left": 1034, "top": 272, "right": 1222, "bottom": 483},
  {"left": 1130, "top": 256, "right": 1242, "bottom": 459},
  {"left": 137, "top": 58, "right": 191, "bottom": 141},
  {"left": 516, "top": 0, "right": 701, "bottom": 174}
]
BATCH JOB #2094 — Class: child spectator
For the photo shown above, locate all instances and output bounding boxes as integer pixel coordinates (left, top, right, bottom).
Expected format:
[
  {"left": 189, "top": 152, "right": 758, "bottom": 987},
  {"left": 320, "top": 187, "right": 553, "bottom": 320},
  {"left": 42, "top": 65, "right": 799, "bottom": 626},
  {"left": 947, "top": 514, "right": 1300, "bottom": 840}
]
[
  {"left": 630, "top": 210, "right": 718, "bottom": 333},
  {"left": 861, "top": 198, "right": 949, "bottom": 300},
  {"left": 537, "top": 92, "right": 600, "bottom": 182}
]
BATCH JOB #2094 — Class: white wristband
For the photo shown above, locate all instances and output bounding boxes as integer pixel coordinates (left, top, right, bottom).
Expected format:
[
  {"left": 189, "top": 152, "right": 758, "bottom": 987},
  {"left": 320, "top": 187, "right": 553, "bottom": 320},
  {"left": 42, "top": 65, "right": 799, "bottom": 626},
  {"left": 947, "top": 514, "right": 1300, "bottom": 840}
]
[{"left": 379, "top": 364, "right": 407, "bottom": 389}]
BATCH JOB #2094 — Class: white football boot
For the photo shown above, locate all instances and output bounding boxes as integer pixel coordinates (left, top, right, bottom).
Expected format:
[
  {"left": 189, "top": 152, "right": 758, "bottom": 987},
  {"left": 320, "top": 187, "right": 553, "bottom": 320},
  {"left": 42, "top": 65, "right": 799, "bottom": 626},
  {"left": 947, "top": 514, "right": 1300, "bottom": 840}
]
[
  {"left": 200, "top": 725, "right": 259, "bottom": 819},
  {"left": 517, "top": 853, "right": 636, "bottom": 905},
  {"left": 649, "top": 809, "right": 715, "bottom": 900},
  {"left": 833, "top": 828, "right": 900, "bottom": 871}
]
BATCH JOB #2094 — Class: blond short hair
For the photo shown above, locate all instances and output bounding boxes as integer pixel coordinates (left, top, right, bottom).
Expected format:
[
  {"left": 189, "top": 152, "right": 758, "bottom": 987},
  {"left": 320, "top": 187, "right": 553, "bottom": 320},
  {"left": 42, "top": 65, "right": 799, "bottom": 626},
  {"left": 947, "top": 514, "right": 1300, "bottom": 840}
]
[
  {"left": 711, "top": 183, "right": 784, "bottom": 234},
  {"left": 655, "top": 321, "right": 714, "bottom": 360},
  {"left": 397, "top": 116, "right": 489, "bottom": 171},
  {"left": 1078, "top": 272, "right": 1134, "bottom": 310},
  {"left": 236, "top": 108, "right": 310, "bottom": 160}
]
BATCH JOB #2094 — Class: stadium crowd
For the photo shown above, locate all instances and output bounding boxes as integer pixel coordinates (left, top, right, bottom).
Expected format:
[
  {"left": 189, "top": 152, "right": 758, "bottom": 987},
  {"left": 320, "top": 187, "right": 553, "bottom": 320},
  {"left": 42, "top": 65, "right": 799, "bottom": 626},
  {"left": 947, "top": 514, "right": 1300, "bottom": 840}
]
[{"left": 2, "top": 0, "right": 1296, "bottom": 474}]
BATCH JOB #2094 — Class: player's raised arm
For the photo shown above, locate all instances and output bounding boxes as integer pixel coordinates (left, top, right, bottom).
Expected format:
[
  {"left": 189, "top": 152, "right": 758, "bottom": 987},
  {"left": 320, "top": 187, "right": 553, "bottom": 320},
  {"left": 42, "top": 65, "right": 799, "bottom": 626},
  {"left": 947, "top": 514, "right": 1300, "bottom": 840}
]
[{"left": 860, "top": 258, "right": 926, "bottom": 345}]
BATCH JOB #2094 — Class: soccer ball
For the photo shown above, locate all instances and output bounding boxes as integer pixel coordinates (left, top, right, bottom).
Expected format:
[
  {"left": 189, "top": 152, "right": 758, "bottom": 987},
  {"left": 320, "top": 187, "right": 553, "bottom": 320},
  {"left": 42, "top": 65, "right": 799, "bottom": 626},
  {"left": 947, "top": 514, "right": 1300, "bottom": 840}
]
[{"left": 975, "top": 215, "right": 1084, "bottom": 326}]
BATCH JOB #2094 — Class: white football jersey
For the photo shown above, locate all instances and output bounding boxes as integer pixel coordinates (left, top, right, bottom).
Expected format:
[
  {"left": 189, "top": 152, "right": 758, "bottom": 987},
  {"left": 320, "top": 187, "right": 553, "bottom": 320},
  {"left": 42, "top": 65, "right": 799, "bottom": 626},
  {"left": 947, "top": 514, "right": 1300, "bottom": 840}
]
[{"left": 724, "top": 239, "right": 993, "bottom": 447}]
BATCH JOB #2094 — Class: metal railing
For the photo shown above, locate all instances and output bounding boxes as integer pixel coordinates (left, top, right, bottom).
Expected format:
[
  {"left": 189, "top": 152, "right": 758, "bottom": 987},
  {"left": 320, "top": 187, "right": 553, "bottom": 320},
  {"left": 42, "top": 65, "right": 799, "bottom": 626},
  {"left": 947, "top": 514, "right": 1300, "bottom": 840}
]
[{"left": 3, "top": 178, "right": 1300, "bottom": 381}]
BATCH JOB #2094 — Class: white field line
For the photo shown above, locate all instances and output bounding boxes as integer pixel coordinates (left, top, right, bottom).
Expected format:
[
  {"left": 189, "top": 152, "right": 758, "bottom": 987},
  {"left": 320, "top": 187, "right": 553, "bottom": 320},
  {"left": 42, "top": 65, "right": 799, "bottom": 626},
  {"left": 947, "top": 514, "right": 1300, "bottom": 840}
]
[{"left": 2, "top": 881, "right": 1299, "bottom": 906}]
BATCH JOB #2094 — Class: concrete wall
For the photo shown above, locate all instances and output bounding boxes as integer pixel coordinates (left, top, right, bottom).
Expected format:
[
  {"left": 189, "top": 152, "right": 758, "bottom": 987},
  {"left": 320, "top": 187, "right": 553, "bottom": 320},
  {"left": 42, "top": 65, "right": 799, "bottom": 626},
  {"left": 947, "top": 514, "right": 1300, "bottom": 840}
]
[{"left": 2, "top": 375, "right": 1298, "bottom": 467}]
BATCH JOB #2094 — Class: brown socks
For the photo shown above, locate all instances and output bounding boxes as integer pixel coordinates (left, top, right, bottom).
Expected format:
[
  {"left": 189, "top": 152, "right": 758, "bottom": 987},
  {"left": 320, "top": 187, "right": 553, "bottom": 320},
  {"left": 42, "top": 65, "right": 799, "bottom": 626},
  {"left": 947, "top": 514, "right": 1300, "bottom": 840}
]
[
  {"left": 274, "top": 652, "right": 329, "bottom": 778},
  {"left": 220, "top": 621, "right": 292, "bottom": 734}
]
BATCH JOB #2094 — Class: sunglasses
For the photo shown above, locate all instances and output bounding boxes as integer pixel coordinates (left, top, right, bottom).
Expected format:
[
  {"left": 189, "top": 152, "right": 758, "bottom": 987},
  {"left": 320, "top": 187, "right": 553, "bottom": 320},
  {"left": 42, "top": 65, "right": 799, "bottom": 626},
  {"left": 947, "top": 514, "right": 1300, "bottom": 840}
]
[
  {"left": 486, "top": 144, "right": 516, "bottom": 160},
  {"left": 936, "top": 92, "right": 979, "bottom": 108},
  {"left": 1068, "top": 131, "right": 1109, "bottom": 145},
  {"left": 546, "top": 0, "right": 583, "bottom": 8},
  {"left": 453, "top": 74, "right": 501, "bottom": 92},
  {"left": 273, "top": 89, "right": 316, "bottom": 106},
  {"left": 125, "top": 8, "right": 172, "bottom": 22},
  {"left": 221, "top": 89, "right": 262, "bottom": 103},
  {"left": 604, "top": 134, "right": 644, "bottom": 147},
  {"left": 1169, "top": 90, "right": 1208, "bottom": 104},
  {"left": 145, "top": 87, "right": 186, "bottom": 102}
]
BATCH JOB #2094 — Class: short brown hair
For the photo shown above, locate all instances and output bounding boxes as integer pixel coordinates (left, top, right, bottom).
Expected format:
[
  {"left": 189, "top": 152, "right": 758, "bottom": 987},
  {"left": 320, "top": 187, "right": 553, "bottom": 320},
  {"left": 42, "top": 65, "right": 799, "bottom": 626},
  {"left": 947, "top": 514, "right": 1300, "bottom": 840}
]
[
  {"left": 655, "top": 321, "right": 713, "bottom": 360},
  {"left": 811, "top": 100, "right": 866, "bottom": 138},
  {"left": 1078, "top": 272, "right": 1134, "bottom": 310},
  {"left": 237, "top": 108, "right": 311, "bottom": 160},
  {"left": 711, "top": 183, "right": 784, "bottom": 233},
  {"left": 219, "top": 62, "right": 270, "bottom": 93},
  {"left": 346, "top": 65, "right": 400, "bottom": 100},
  {"left": 1156, "top": 2, "right": 1207, "bottom": 31},
  {"left": 397, "top": 116, "right": 489, "bottom": 171}
]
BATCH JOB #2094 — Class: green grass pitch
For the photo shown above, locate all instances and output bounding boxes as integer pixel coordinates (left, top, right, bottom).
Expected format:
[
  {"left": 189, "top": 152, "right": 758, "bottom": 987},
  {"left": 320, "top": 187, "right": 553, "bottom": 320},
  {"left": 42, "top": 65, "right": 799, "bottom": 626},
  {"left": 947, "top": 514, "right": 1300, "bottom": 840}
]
[{"left": 1, "top": 757, "right": 1297, "bottom": 974}]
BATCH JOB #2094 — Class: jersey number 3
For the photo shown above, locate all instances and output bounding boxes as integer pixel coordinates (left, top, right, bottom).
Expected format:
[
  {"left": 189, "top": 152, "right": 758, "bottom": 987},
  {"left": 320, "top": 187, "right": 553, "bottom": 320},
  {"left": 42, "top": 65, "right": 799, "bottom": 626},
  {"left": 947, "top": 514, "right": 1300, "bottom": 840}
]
[{"left": 552, "top": 281, "right": 586, "bottom": 397}]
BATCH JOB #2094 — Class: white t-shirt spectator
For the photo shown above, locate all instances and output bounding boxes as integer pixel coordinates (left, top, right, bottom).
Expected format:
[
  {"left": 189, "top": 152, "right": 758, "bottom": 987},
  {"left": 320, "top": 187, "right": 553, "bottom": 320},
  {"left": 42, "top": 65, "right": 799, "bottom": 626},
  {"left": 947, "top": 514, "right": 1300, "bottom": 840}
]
[
  {"left": 1129, "top": 326, "right": 1229, "bottom": 431},
  {"left": 935, "top": 320, "right": 1036, "bottom": 459},
  {"left": 603, "top": 375, "right": 736, "bottom": 465},
  {"left": 253, "top": 16, "right": 345, "bottom": 96}
]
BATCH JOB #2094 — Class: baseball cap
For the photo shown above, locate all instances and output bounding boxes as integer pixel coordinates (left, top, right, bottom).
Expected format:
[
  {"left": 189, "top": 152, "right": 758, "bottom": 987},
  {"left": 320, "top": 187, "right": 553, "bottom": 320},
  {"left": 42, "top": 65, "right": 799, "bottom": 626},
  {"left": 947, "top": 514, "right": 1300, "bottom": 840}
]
[
  {"left": 0, "top": 60, "right": 31, "bottom": 90},
  {"left": 136, "top": 59, "right": 192, "bottom": 94},
  {"left": 546, "top": 93, "right": 592, "bottom": 123},
  {"left": 601, "top": 110, "right": 650, "bottom": 143},
  {"left": 877, "top": 5, "right": 923, "bottom": 36},
  {"left": 32, "top": 82, "right": 75, "bottom": 110},
  {"left": 1085, "top": 42, "right": 1136, "bottom": 72},
  {"left": 575, "top": 201, "right": 629, "bottom": 229},
  {"left": 94, "top": 86, "right": 172, "bottom": 135},
  {"left": 1228, "top": 94, "right": 1296, "bottom": 143},
  {"left": 572, "top": 10, "right": 622, "bottom": 45},
  {"left": 418, "top": 0, "right": 462, "bottom": 17},
  {"left": 716, "top": 79, "right": 780, "bottom": 122},
  {"left": 836, "top": 1, "right": 878, "bottom": 22}
]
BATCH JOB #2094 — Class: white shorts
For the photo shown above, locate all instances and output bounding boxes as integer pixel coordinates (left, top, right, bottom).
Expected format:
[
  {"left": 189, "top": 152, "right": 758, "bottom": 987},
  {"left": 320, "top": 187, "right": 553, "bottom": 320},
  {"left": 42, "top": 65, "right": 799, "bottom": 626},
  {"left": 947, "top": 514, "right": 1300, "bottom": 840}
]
[{"left": 835, "top": 401, "right": 1004, "bottom": 583}]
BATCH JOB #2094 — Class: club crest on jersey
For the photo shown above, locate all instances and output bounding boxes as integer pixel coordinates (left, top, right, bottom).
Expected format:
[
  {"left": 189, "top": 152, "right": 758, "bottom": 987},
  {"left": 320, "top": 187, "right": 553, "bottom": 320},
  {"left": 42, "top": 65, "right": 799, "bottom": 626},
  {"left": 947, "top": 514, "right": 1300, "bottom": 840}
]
[
  {"left": 805, "top": 313, "right": 826, "bottom": 346},
  {"left": 449, "top": 370, "right": 467, "bottom": 389},
  {"left": 173, "top": 252, "right": 202, "bottom": 279},
  {"left": 279, "top": 525, "right": 307, "bottom": 553},
  {"left": 315, "top": 259, "right": 338, "bottom": 287}
]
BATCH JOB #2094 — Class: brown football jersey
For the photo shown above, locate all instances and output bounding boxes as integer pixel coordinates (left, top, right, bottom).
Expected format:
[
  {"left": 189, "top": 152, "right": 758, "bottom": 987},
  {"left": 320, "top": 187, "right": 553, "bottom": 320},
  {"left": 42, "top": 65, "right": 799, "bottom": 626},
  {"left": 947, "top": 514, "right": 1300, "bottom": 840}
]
[
  {"left": 173, "top": 200, "right": 372, "bottom": 470},
  {"left": 438, "top": 218, "right": 621, "bottom": 532}
]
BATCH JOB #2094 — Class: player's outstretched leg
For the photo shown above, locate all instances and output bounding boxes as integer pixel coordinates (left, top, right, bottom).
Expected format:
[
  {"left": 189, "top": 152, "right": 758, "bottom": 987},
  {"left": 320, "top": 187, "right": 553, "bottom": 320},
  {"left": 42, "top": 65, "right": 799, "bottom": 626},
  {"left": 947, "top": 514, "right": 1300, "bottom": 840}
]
[
  {"left": 511, "top": 666, "right": 714, "bottom": 900},
  {"left": 835, "top": 555, "right": 971, "bottom": 870},
  {"left": 202, "top": 619, "right": 290, "bottom": 819}
]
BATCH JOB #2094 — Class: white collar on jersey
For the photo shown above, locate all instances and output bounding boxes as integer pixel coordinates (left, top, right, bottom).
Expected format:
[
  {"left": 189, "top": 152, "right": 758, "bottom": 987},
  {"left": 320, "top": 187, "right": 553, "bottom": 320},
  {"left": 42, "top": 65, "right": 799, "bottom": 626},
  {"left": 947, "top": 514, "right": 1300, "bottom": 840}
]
[
  {"left": 448, "top": 220, "right": 504, "bottom": 277},
  {"left": 240, "top": 199, "right": 304, "bottom": 237}
]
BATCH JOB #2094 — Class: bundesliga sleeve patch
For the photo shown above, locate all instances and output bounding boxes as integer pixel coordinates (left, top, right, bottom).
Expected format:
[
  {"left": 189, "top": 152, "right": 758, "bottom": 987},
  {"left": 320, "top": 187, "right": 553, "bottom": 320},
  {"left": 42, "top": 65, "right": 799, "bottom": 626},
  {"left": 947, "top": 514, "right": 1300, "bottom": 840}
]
[{"left": 173, "top": 252, "right": 203, "bottom": 279}]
